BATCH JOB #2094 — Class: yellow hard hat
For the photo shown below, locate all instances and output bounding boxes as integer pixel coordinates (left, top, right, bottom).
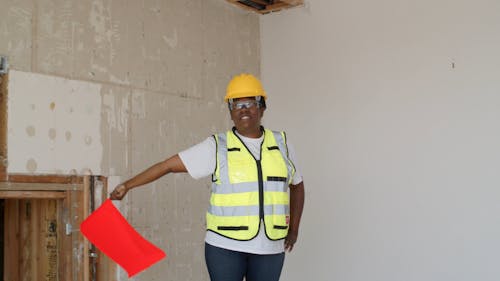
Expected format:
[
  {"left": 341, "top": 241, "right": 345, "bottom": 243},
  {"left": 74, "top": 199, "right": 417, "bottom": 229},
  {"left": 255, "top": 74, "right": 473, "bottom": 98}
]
[{"left": 224, "top": 73, "right": 267, "bottom": 102}]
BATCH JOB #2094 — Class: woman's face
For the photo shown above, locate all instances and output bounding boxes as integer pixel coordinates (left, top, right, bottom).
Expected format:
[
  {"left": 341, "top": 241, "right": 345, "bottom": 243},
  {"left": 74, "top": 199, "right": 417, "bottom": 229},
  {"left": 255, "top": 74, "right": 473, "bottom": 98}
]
[{"left": 229, "top": 97, "right": 265, "bottom": 137}]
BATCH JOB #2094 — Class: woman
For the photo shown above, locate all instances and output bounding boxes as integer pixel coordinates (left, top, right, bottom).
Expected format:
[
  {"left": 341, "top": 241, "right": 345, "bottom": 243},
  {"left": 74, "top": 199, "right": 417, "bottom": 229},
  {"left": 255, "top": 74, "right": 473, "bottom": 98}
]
[{"left": 110, "top": 73, "right": 305, "bottom": 281}]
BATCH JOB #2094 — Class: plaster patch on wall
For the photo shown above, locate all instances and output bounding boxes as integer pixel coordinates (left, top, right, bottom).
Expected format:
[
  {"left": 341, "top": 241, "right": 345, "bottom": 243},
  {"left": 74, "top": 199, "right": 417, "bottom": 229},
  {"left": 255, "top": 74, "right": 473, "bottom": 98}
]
[
  {"left": 88, "top": 0, "right": 114, "bottom": 79},
  {"left": 89, "top": 0, "right": 111, "bottom": 44},
  {"left": 48, "top": 128, "right": 57, "bottom": 140},
  {"left": 102, "top": 91, "right": 129, "bottom": 133},
  {"left": 158, "top": 120, "right": 169, "bottom": 137},
  {"left": 109, "top": 74, "right": 130, "bottom": 85},
  {"left": 26, "top": 158, "right": 37, "bottom": 172},
  {"left": 0, "top": 5, "right": 32, "bottom": 70},
  {"left": 26, "top": 126, "right": 35, "bottom": 137},
  {"left": 131, "top": 91, "right": 146, "bottom": 119},
  {"left": 162, "top": 29, "right": 178, "bottom": 48},
  {"left": 84, "top": 135, "right": 93, "bottom": 145},
  {"left": 65, "top": 131, "right": 72, "bottom": 141},
  {"left": 8, "top": 70, "right": 103, "bottom": 174},
  {"left": 37, "top": 0, "right": 73, "bottom": 72}
]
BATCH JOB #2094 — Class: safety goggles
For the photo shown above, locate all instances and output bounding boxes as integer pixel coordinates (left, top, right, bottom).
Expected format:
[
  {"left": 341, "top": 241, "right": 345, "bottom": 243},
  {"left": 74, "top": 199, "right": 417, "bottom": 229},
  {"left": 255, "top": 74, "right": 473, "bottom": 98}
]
[{"left": 229, "top": 100, "right": 261, "bottom": 111}]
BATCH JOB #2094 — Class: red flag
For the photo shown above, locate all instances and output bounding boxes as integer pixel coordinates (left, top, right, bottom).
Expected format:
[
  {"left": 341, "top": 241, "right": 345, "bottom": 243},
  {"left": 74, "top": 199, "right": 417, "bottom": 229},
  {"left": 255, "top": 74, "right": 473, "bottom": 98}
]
[{"left": 80, "top": 199, "right": 166, "bottom": 277}]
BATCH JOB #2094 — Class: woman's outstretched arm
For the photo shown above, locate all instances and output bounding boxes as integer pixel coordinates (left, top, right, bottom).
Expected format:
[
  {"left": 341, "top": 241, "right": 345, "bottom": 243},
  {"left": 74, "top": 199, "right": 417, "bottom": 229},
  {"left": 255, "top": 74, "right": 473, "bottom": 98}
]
[{"left": 110, "top": 154, "right": 187, "bottom": 200}]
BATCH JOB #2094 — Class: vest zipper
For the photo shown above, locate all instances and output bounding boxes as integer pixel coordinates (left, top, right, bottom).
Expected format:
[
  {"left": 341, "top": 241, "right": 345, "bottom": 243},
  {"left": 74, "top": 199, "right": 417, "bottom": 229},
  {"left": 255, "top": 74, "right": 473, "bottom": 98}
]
[
  {"left": 256, "top": 160, "right": 264, "bottom": 220},
  {"left": 231, "top": 127, "right": 266, "bottom": 229}
]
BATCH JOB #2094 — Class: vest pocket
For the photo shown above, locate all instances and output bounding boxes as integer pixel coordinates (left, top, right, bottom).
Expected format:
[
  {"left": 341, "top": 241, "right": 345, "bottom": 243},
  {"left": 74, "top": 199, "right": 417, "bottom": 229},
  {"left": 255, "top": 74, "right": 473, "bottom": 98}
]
[
  {"left": 217, "top": 226, "right": 249, "bottom": 231},
  {"left": 273, "top": 225, "right": 288, "bottom": 230}
]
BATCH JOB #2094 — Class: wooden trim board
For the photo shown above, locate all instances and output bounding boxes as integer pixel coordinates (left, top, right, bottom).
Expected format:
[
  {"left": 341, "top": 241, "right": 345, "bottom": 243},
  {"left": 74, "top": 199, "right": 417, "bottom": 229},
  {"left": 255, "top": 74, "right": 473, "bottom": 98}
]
[{"left": 0, "top": 191, "right": 66, "bottom": 199}]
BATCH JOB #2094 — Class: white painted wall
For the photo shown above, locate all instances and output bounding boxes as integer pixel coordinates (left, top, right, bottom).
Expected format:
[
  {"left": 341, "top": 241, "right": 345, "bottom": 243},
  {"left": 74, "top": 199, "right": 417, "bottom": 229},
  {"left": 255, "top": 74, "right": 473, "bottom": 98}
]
[{"left": 261, "top": 1, "right": 500, "bottom": 280}]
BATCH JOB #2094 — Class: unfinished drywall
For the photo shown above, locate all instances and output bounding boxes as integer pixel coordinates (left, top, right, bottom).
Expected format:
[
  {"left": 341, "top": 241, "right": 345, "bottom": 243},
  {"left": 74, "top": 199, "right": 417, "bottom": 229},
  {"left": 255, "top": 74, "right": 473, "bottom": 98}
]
[
  {"left": 8, "top": 70, "right": 102, "bottom": 175},
  {"left": 1, "top": 0, "right": 260, "bottom": 280},
  {"left": 261, "top": 0, "right": 500, "bottom": 280}
]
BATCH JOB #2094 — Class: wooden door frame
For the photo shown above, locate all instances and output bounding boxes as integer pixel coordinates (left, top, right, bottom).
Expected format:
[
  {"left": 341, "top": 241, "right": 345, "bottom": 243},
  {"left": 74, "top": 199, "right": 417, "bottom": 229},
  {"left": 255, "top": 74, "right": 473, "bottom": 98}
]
[{"left": 1, "top": 174, "right": 114, "bottom": 281}]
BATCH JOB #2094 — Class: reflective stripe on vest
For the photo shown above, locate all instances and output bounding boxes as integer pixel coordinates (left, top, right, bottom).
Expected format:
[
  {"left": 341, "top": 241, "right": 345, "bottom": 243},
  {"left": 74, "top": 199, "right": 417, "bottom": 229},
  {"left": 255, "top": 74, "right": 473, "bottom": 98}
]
[{"left": 207, "top": 128, "right": 296, "bottom": 241}]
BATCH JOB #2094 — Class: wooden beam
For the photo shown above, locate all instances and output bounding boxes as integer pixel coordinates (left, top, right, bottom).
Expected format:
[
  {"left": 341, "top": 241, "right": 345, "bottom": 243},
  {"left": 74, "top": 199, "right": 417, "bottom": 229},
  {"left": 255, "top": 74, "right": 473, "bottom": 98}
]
[
  {"left": 0, "top": 191, "right": 66, "bottom": 199},
  {"left": 262, "top": 2, "right": 289, "bottom": 13},
  {"left": 226, "top": 0, "right": 259, "bottom": 13},
  {"left": 59, "top": 191, "right": 71, "bottom": 281},
  {"left": 280, "top": 0, "right": 303, "bottom": 5},
  {"left": 93, "top": 176, "right": 116, "bottom": 281},
  {"left": 4, "top": 200, "right": 20, "bottom": 281},
  {"left": 83, "top": 176, "right": 90, "bottom": 281},
  {"left": 226, "top": 0, "right": 303, "bottom": 14},
  {"left": 19, "top": 200, "right": 33, "bottom": 280},
  {"left": 70, "top": 188, "right": 86, "bottom": 281},
  {"left": 0, "top": 182, "right": 83, "bottom": 191},
  {"left": 3, "top": 174, "right": 83, "bottom": 184},
  {"left": 40, "top": 199, "right": 58, "bottom": 280},
  {"left": 249, "top": 0, "right": 271, "bottom": 6}
]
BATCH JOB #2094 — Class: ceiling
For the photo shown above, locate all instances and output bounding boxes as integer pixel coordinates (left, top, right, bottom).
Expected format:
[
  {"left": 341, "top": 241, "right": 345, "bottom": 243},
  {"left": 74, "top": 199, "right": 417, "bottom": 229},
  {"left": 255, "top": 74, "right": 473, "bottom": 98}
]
[{"left": 226, "top": 0, "right": 303, "bottom": 14}]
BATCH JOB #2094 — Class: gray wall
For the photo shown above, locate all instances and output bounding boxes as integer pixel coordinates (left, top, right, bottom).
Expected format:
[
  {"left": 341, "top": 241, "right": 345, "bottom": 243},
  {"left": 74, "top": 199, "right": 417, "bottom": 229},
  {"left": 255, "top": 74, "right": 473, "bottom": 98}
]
[
  {"left": 1, "top": 0, "right": 260, "bottom": 280},
  {"left": 262, "top": 0, "right": 500, "bottom": 280}
]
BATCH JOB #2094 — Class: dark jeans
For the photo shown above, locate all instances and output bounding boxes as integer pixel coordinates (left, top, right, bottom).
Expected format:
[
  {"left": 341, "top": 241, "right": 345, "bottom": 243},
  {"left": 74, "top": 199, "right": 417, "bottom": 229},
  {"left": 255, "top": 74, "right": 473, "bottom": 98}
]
[{"left": 205, "top": 243, "right": 285, "bottom": 281}]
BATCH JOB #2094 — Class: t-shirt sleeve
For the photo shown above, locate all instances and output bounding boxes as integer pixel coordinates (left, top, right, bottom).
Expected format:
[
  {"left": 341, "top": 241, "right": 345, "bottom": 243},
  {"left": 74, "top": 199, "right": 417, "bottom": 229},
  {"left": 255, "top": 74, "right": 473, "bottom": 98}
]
[
  {"left": 286, "top": 139, "right": 304, "bottom": 186},
  {"left": 178, "top": 137, "right": 216, "bottom": 180}
]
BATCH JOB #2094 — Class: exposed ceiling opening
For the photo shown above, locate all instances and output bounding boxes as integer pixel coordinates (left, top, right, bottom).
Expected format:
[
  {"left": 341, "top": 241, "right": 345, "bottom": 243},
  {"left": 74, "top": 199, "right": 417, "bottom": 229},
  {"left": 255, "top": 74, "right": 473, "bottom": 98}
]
[{"left": 226, "top": 0, "right": 303, "bottom": 14}]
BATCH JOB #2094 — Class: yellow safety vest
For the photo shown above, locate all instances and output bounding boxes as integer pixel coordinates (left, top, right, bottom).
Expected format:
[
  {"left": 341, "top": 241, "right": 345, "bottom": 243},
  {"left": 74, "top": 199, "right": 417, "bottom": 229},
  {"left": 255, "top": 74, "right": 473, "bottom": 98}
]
[{"left": 207, "top": 127, "right": 296, "bottom": 241}]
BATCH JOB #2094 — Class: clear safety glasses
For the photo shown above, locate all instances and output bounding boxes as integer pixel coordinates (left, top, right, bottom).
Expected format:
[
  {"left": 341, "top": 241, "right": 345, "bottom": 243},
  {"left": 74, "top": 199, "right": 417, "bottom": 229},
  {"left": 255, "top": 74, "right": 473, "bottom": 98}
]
[{"left": 229, "top": 100, "right": 261, "bottom": 111}]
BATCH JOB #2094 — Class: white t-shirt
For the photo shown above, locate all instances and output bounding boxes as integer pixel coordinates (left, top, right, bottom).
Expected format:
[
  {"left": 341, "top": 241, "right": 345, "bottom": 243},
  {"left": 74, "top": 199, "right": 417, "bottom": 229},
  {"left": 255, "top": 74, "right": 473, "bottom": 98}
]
[{"left": 178, "top": 130, "right": 303, "bottom": 254}]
